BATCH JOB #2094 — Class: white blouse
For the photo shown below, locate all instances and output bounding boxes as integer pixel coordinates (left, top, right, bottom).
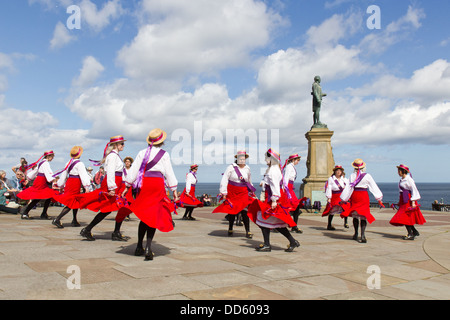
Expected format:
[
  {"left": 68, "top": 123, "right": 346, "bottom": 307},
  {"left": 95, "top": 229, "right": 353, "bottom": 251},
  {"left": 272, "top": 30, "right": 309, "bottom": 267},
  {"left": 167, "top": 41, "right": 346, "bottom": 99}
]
[
  {"left": 57, "top": 160, "right": 93, "bottom": 191},
  {"left": 399, "top": 175, "right": 420, "bottom": 201},
  {"left": 185, "top": 172, "right": 197, "bottom": 193},
  {"left": 124, "top": 146, "right": 178, "bottom": 191},
  {"left": 104, "top": 151, "right": 124, "bottom": 191},
  {"left": 325, "top": 175, "right": 349, "bottom": 199},
  {"left": 27, "top": 160, "right": 54, "bottom": 182},
  {"left": 219, "top": 163, "right": 253, "bottom": 195},
  {"left": 282, "top": 163, "right": 297, "bottom": 185},
  {"left": 340, "top": 172, "right": 383, "bottom": 202},
  {"left": 262, "top": 165, "right": 283, "bottom": 202}
]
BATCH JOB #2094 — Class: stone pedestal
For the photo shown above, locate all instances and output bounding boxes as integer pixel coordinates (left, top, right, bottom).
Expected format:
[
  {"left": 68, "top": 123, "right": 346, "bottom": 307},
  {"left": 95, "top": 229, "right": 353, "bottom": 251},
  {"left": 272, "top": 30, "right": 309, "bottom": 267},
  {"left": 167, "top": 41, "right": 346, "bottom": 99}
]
[{"left": 300, "top": 128, "right": 335, "bottom": 207}]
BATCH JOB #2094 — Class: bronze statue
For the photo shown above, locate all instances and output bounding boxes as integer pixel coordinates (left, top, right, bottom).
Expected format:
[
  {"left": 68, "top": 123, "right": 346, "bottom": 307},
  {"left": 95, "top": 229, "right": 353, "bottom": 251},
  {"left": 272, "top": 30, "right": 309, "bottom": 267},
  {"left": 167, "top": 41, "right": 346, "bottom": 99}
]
[{"left": 311, "top": 76, "right": 327, "bottom": 128}]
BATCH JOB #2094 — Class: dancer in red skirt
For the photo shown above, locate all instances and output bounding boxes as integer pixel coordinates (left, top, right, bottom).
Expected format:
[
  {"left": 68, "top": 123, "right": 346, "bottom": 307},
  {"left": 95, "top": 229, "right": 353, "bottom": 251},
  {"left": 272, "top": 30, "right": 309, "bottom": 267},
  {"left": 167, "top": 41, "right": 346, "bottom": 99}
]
[
  {"left": 322, "top": 165, "right": 350, "bottom": 230},
  {"left": 248, "top": 148, "right": 300, "bottom": 252},
  {"left": 282, "top": 153, "right": 304, "bottom": 233},
  {"left": 390, "top": 164, "right": 426, "bottom": 240},
  {"left": 52, "top": 146, "right": 93, "bottom": 228},
  {"left": 18, "top": 150, "right": 59, "bottom": 220},
  {"left": 180, "top": 164, "right": 203, "bottom": 220},
  {"left": 78, "top": 135, "right": 134, "bottom": 241},
  {"left": 213, "top": 150, "right": 256, "bottom": 238},
  {"left": 119, "top": 128, "right": 178, "bottom": 260},
  {"left": 340, "top": 159, "right": 383, "bottom": 243}
]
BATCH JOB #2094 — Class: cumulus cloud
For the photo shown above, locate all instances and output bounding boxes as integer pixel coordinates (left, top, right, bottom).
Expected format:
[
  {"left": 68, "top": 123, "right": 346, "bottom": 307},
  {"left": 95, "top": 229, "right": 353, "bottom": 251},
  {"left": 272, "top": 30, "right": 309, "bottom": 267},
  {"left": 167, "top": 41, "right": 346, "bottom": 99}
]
[
  {"left": 78, "top": 0, "right": 125, "bottom": 32},
  {"left": 72, "top": 56, "right": 105, "bottom": 88},
  {"left": 117, "top": 0, "right": 285, "bottom": 81},
  {"left": 50, "top": 21, "right": 76, "bottom": 50}
]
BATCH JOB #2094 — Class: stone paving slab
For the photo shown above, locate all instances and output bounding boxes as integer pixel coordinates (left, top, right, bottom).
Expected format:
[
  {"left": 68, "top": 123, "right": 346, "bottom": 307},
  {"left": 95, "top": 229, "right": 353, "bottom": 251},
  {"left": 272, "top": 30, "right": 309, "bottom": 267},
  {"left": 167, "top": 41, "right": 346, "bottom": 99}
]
[{"left": 0, "top": 206, "right": 449, "bottom": 301}]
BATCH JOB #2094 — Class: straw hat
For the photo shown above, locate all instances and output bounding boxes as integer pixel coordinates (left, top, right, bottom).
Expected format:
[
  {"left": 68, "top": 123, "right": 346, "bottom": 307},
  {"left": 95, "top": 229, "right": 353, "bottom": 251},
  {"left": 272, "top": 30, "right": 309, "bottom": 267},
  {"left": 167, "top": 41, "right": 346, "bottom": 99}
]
[
  {"left": 124, "top": 156, "right": 134, "bottom": 164},
  {"left": 109, "top": 135, "right": 126, "bottom": 145},
  {"left": 234, "top": 150, "right": 249, "bottom": 159},
  {"left": 266, "top": 148, "right": 281, "bottom": 163},
  {"left": 43, "top": 150, "right": 55, "bottom": 157},
  {"left": 190, "top": 164, "right": 199, "bottom": 170},
  {"left": 287, "top": 153, "right": 301, "bottom": 161},
  {"left": 352, "top": 158, "right": 365, "bottom": 169},
  {"left": 332, "top": 165, "right": 344, "bottom": 172},
  {"left": 396, "top": 164, "right": 410, "bottom": 173},
  {"left": 147, "top": 128, "right": 167, "bottom": 145},
  {"left": 70, "top": 146, "right": 83, "bottom": 159}
]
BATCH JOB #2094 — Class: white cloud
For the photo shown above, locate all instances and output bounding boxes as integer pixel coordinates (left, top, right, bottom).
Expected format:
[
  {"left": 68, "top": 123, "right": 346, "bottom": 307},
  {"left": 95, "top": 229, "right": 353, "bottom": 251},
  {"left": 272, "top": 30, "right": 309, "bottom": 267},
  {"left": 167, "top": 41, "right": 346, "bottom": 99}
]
[
  {"left": 359, "top": 6, "right": 426, "bottom": 55},
  {"left": 72, "top": 56, "right": 105, "bottom": 88},
  {"left": 350, "top": 59, "right": 450, "bottom": 106},
  {"left": 50, "top": 21, "right": 76, "bottom": 50},
  {"left": 117, "top": 0, "right": 285, "bottom": 80},
  {"left": 78, "top": 0, "right": 125, "bottom": 32}
]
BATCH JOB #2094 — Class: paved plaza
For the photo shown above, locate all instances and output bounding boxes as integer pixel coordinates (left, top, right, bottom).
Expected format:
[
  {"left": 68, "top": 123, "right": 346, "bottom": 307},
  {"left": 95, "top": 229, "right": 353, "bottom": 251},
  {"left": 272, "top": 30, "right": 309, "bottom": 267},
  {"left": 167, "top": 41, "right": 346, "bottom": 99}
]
[{"left": 0, "top": 206, "right": 449, "bottom": 300}]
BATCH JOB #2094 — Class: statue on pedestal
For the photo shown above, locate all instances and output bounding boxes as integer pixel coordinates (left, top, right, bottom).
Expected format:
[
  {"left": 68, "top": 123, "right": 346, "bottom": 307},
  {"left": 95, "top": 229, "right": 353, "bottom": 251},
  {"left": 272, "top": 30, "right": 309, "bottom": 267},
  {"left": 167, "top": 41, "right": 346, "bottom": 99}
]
[{"left": 311, "top": 75, "right": 327, "bottom": 129}]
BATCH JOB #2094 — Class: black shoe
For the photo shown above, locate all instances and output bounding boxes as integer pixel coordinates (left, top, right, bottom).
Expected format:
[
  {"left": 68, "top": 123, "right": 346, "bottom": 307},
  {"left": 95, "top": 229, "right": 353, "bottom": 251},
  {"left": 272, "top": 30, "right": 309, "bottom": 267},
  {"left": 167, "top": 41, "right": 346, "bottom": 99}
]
[
  {"left": 21, "top": 214, "right": 31, "bottom": 220},
  {"left": 352, "top": 234, "right": 358, "bottom": 241},
  {"left": 52, "top": 219, "right": 64, "bottom": 229},
  {"left": 246, "top": 232, "right": 253, "bottom": 239},
  {"left": 285, "top": 240, "right": 300, "bottom": 252},
  {"left": 80, "top": 228, "right": 95, "bottom": 241},
  {"left": 344, "top": 223, "right": 349, "bottom": 228},
  {"left": 40, "top": 214, "right": 51, "bottom": 220},
  {"left": 71, "top": 220, "right": 81, "bottom": 227},
  {"left": 413, "top": 229, "right": 420, "bottom": 237},
  {"left": 145, "top": 247, "right": 154, "bottom": 261},
  {"left": 360, "top": 236, "right": 367, "bottom": 243},
  {"left": 402, "top": 234, "right": 415, "bottom": 240},
  {"left": 256, "top": 244, "right": 271, "bottom": 252},
  {"left": 327, "top": 225, "right": 336, "bottom": 231},
  {"left": 292, "top": 227, "right": 303, "bottom": 233},
  {"left": 135, "top": 247, "right": 145, "bottom": 256},
  {"left": 188, "top": 216, "right": 196, "bottom": 221},
  {"left": 228, "top": 230, "right": 233, "bottom": 237},
  {"left": 111, "top": 231, "right": 129, "bottom": 241}
]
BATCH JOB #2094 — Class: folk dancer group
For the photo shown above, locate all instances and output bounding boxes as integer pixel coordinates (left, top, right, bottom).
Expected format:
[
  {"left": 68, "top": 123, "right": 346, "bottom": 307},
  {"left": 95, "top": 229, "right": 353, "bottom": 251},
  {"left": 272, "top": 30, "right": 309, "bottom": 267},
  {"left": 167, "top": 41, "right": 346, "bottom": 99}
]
[{"left": 12, "top": 129, "right": 426, "bottom": 261}]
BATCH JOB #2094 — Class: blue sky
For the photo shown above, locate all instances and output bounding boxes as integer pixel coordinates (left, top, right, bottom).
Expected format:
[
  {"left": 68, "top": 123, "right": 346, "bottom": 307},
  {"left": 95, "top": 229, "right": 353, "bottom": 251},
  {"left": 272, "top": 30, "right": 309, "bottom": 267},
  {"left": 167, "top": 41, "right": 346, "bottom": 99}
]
[{"left": 1, "top": 0, "right": 450, "bottom": 185}]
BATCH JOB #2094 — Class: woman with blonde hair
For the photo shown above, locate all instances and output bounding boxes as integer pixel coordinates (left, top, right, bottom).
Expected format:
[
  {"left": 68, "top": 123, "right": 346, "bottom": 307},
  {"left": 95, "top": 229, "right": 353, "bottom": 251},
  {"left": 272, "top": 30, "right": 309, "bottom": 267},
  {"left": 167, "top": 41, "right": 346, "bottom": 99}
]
[
  {"left": 17, "top": 150, "right": 59, "bottom": 220},
  {"left": 78, "top": 135, "right": 133, "bottom": 241},
  {"left": 248, "top": 148, "right": 300, "bottom": 252}
]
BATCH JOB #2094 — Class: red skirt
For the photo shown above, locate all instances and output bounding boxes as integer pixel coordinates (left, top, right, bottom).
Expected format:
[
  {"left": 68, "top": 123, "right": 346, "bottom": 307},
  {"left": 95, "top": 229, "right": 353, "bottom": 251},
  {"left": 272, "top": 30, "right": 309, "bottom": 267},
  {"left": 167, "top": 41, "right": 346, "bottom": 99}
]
[
  {"left": 117, "top": 177, "right": 175, "bottom": 232},
  {"left": 322, "top": 192, "right": 350, "bottom": 217},
  {"left": 77, "top": 175, "right": 133, "bottom": 214},
  {"left": 180, "top": 185, "right": 203, "bottom": 208},
  {"left": 286, "top": 182, "right": 301, "bottom": 209},
  {"left": 390, "top": 194, "right": 426, "bottom": 226},
  {"left": 17, "top": 175, "right": 59, "bottom": 201},
  {"left": 248, "top": 189, "right": 296, "bottom": 228},
  {"left": 340, "top": 189, "right": 375, "bottom": 224},
  {"left": 53, "top": 177, "right": 83, "bottom": 209},
  {"left": 213, "top": 183, "right": 254, "bottom": 215}
]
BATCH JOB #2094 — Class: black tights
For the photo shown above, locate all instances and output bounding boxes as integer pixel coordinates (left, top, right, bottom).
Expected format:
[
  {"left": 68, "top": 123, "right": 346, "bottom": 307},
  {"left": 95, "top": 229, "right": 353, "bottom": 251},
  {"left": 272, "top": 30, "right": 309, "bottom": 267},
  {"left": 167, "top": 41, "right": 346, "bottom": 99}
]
[
  {"left": 137, "top": 221, "right": 156, "bottom": 250},
  {"left": 183, "top": 207, "right": 194, "bottom": 218},
  {"left": 327, "top": 215, "right": 348, "bottom": 227},
  {"left": 353, "top": 218, "right": 367, "bottom": 237},
  {"left": 260, "top": 226, "right": 296, "bottom": 246},
  {"left": 228, "top": 211, "right": 250, "bottom": 232},
  {"left": 85, "top": 211, "right": 122, "bottom": 233},
  {"left": 55, "top": 206, "right": 78, "bottom": 222},
  {"left": 405, "top": 225, "right": 419, "bottom": 236},
  {"left": 23, "top": 199, "right": 51, "bottom": 216}
]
